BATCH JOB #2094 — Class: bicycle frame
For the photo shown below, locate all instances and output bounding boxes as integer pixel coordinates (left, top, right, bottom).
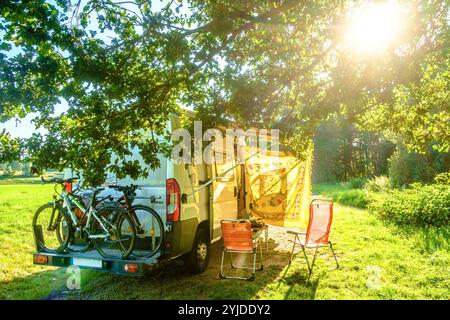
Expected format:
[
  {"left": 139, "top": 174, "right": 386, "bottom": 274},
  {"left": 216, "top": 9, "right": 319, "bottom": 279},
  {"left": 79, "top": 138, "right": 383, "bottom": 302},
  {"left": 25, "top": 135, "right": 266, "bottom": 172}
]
[{"left": 58, "top": 189, "right": 111, "bottom": 239}]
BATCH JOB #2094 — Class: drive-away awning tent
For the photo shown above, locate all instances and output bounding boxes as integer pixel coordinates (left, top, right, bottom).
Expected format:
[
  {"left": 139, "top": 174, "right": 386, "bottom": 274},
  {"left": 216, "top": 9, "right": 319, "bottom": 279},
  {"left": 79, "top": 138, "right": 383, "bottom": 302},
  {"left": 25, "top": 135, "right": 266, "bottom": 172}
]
[{"left": 245, "top": 147, "right": 312, "bottom": 229}]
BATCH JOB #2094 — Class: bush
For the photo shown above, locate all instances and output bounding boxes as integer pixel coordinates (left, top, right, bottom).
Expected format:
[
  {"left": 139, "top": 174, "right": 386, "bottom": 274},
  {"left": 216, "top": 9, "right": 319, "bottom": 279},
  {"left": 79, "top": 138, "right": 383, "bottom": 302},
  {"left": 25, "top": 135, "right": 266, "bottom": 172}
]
[
  {"left": 388, "top": 145, "right": 450, "bottom": 187},
  {"left": 3, "top": 165, "right": 14, "bottom": 176},
  {"left": 434, "top": 172, "right": 450, "bottom": 185},
  {"left": 368, "top": 184, "right": 450, "bottom": 227},
  {"left": 2, "top": 161, "right": 22, "bottom": 176},
  {"left": 333, "top": 189, "right": 368, "bottom": 209},
  {"left": 343, "top": 178, "right": 366, "bottom": 189},
  {"left": 364, "top": 175, "right": 391, "bottom": 193},
  {"left": 21, "top": 163, "right": 32, "bottom": 176}
]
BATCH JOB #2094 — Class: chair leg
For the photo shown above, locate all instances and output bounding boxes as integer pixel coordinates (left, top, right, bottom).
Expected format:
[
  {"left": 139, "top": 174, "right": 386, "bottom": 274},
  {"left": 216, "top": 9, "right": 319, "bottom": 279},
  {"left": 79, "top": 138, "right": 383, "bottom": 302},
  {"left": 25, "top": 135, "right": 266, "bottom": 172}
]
[
  {"left": 230, "top": 252, "right": 237, "bottom": 269},
  {"left": 219, "top": 249, "right": 225, "bottom": 279},
  {"left": 220, "top": 250, "right": 257, "bottom": 281},
  {"left": 309, "top": 246, "right": 319, "bottom": 276},
  {"left": 259, "top": 239, "right": 264, "bottom": 270},
  {"left": 300, "top": 245, "right": 311, "bottom": 273},
  {"left": 281, "top": 238, "right": 295, "bottom": 282},
  {"left": 289, "top": 235, "right": 298, "bottom": 265},
  {"left": 329, "top": 241, "right": 339, "bottom": 269},
  {"left": 248, "top": 250, "right": 256, "bottom": 281},
  {"left": 265, "top": 226, "right": 269, "bottom": 252}
]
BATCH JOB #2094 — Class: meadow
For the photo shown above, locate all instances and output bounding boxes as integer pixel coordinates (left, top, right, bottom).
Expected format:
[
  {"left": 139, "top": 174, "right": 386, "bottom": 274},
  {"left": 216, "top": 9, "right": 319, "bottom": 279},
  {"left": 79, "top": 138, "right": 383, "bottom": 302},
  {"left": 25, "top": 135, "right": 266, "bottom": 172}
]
[{"left": 0, "top": 181, "right": 448, "bottom": 299}]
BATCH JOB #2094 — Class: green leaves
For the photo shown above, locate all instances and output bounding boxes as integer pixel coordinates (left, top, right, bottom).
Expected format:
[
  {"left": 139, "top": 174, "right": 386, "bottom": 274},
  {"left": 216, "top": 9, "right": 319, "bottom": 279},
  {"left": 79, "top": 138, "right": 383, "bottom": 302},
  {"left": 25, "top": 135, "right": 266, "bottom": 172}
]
[
  {"left": 360, "top": 60, "right": 450, "bottom": 154},
  {"left": 0, "top": 130, "right": 21, "bottom": 163},
  {"left": 369, "top": 183, "right": 450, "bottom": 228},
  {"left": 0, "top": 42, "right": 12, "bottom": 51},
  {"left": 0, "top": 0, "right": 448, "bottom": 186}
]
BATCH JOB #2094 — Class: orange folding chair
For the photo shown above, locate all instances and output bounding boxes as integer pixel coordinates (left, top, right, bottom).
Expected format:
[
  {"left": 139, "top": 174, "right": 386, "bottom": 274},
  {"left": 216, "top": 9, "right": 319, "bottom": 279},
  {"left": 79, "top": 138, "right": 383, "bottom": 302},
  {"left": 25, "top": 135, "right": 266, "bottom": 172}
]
[
  {"left": 220, "top": 219, "right": 264, "bottom": 281},
  {"left": 287, "top": 198, "right": 339, "bottom": 276}
]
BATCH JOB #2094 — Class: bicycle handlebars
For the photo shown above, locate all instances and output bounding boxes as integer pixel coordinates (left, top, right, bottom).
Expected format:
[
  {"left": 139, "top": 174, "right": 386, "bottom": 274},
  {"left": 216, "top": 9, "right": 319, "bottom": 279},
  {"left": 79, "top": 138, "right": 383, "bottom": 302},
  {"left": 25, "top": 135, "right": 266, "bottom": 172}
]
[{"left": 41, "top": 177, "right": 138, "bottom": 198}]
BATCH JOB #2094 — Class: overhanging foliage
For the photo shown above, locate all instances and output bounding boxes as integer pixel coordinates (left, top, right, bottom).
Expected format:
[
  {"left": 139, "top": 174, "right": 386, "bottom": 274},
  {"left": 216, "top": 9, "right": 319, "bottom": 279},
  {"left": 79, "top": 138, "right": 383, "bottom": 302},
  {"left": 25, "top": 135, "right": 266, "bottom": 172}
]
[{"left": 0, "top": 0, "right": 448, "bottom": 185}]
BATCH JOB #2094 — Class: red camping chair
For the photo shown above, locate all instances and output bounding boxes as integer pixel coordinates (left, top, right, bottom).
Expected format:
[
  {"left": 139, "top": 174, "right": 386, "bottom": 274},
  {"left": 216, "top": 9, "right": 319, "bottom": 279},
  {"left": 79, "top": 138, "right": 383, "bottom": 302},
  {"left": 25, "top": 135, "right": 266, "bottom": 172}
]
[
  {"left": 220, "top": 219, "right": 264, "bottom": 281},
  {"left": 287, "top": 198, "right": 339, "bottom": 276}
]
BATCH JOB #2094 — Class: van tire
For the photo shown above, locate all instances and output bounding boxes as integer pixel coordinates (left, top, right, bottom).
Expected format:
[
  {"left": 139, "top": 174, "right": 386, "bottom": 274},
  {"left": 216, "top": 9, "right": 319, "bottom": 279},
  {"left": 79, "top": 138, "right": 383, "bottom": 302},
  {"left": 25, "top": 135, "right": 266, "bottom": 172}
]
[{"left": 185, "top": 228, "right": 211, "bottom": 274}]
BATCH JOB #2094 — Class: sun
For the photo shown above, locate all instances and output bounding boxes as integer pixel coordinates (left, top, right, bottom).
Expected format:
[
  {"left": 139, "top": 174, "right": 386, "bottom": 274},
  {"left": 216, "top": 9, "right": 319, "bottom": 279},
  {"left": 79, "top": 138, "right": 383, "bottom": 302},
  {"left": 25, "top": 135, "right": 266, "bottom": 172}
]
[{"left": 344, "top": 1, "right": 405, "bottom": 54}]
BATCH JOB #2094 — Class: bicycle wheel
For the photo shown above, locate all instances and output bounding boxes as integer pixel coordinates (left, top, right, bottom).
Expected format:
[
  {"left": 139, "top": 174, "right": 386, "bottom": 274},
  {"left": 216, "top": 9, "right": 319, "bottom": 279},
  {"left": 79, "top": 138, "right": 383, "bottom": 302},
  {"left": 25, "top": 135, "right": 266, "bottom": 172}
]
[
  {"left": 129, "top": 205, "right": 164, "bottom": 258},
  {"left": 33, "top": 202, "right": 72, "bottom": 254},
  {"left": 92, "top": 206, "right": 136, "bottom": 260}
]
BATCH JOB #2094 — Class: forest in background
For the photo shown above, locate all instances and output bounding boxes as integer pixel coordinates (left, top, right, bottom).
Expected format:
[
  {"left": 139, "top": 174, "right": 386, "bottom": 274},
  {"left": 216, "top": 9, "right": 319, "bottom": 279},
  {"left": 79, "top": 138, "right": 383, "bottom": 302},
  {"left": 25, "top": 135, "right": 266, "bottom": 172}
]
[{"left": 312, "top": 116, "right": 450, "bottom": 187}]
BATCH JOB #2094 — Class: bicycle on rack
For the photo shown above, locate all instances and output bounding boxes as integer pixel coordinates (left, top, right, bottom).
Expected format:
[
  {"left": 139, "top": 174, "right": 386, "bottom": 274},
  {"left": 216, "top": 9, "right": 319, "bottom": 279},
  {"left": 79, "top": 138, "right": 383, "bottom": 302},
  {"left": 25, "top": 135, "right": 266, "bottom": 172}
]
[
  {"left": 32, "top": 177, "right": 136, "bottom": 260},
  {"left": 107, "top": 184, "right": 164, "bottom": 258}
]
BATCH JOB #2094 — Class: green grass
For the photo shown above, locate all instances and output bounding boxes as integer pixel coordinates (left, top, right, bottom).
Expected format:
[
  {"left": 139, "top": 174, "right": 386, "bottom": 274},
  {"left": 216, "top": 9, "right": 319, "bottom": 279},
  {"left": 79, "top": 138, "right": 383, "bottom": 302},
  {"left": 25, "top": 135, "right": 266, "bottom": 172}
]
[
  {"left": 0, "top": 175, "right": 42, "bottom": 185},
  {"left": 0, "top": 182, "right": 448, "bottom": 299},
  {"left": 0, "top": 184, "right": 68, "bottom": 299},
  {"left": 0, "top": 172, "right": 62, "bottom": 185},
  {"left": 313, "top": 183, "right": 368, "bottom": 209},
  {"left": 76, "top": 205, "right": 449, "bottom": 300}
]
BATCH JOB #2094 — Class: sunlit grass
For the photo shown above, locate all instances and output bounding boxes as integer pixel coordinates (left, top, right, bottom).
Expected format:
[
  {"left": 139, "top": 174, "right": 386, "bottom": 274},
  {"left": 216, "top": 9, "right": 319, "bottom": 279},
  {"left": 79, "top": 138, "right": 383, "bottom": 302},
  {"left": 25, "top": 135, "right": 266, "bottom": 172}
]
[
  {"left": 257, "top": 205, "right": 449, "bottom": 299},
  {"left": 0, "top": 184, "right": 68, "bottom": 299},
  {"left": 0, "top": 175, "right": 42, "bottom": 185},
  {"left": 0, "top": 181, "right": 448, "bottom": 299},
  {"left": 313, "top": 183, "right": 368, "bottom": 208}
]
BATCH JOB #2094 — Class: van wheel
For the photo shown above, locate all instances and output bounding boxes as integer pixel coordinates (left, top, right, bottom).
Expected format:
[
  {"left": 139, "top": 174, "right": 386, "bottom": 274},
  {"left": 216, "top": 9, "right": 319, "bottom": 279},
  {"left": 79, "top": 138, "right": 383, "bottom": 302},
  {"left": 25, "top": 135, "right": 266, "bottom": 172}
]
[{"left": 185, "top": 228, "right": 211, "bottom": 274}]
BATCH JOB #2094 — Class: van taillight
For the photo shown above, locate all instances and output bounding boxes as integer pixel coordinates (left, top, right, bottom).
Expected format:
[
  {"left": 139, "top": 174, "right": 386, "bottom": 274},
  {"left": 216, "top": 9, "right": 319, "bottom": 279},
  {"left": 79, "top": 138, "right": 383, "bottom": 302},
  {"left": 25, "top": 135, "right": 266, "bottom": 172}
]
[
  {"left": 124, "top": 263, "right": 139, "bottom": 273},
  {"left": 34, "top": 255, "right": 48, "bottom": 264},
  {"left": 166, "top": 178, "right": 180, "bottom": 222}
]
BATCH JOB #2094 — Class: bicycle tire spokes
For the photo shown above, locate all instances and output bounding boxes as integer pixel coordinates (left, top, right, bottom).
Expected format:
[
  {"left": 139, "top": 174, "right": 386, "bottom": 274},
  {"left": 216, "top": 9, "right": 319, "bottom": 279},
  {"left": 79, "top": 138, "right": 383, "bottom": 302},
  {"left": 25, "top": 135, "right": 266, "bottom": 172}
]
[
  {"left": 93, "top": 207, "right": 136, "bottom": 260},
  {"left": 129, "top": 206, "right": 164, "bottom": 258},
  {"left": 33, "top": 203, "right": 71, "bottom": 253}
]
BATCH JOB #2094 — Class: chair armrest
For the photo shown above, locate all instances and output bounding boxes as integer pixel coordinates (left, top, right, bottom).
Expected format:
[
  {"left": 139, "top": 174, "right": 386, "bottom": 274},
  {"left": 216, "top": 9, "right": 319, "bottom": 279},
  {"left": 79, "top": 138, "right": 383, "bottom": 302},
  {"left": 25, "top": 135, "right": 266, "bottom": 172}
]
[{"left": 287, "top": 229, "right": 307, "bottom": 235}]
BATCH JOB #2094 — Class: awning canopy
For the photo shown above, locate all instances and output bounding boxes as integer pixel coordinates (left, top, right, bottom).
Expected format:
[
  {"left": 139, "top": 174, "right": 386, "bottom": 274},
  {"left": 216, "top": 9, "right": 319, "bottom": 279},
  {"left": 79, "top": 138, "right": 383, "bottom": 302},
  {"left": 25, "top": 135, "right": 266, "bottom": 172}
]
[{"left": 245, "top": 147, "right": 311, "bottom": 229}]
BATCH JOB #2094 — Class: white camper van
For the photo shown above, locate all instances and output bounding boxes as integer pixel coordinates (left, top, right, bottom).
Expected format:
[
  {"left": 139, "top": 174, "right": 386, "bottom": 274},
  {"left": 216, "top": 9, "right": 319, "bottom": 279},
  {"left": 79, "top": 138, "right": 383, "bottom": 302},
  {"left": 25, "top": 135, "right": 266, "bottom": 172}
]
[{"left": 33, "top": 116, "right": 247, "bottom": 275}]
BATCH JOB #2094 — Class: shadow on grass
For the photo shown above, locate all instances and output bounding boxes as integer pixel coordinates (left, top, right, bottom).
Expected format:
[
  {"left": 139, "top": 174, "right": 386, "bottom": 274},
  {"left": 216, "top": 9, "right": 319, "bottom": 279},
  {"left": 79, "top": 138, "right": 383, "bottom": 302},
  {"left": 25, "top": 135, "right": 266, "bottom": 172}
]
[
  {"left": 276, "top": 251, "right": 331, "bottom": 300},
  {"left": 282, "top": 272, "right": 320, "bottom": 300},
  {"left": 76, "top": 239, "right": 309, "bottom": 300},
  {"left": 0, "top": 269, "right": 69, "bottom": 300},
  {"left": 395, "top": 225, "right": 450, "bottom": 253},
  {"left": 2, "top": 237, "right": 326, "bottom": 300}
]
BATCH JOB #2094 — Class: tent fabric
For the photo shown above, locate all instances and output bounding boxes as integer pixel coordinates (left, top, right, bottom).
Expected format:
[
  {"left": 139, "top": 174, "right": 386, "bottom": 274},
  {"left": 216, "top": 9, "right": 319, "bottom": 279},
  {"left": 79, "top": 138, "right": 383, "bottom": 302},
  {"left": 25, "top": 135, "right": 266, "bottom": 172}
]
[{"left": 245, "top": 147, "right": 312, "bottom": 229}]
